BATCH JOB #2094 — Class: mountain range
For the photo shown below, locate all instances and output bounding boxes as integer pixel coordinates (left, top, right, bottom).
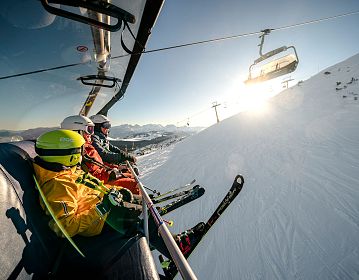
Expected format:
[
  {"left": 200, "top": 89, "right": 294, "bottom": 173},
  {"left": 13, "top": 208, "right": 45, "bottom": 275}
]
[{"left": 0, "top": 124, "right": 203, "bottom": 143}]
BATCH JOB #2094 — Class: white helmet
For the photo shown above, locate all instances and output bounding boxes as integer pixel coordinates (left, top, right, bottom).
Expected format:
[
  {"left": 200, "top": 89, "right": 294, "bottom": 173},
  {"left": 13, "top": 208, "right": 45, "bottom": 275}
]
[
  {"left": 89, "top": 114, "right": 110, "bottom": 124},
  {"left": 61, "top": 115, "right": 95, "bottom": 134}
]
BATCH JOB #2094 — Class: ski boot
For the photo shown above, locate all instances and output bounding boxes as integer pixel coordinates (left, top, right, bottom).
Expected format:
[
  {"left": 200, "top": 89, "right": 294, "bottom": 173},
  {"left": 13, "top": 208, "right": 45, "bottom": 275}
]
[{"left": 175, "top": 222, "right": 205, "bottom": 256}]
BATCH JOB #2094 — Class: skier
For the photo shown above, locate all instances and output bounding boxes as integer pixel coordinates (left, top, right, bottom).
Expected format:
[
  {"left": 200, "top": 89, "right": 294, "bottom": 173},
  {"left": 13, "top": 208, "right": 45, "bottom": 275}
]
[
  {"left": 60, "top": 115, "right": 140, "bottom": 194},
  {"left": 89, "top": 114, "right": 137, "bottom": 168},
  {"left": 33, "top": 129, "right": 204, "bottom": 278}
]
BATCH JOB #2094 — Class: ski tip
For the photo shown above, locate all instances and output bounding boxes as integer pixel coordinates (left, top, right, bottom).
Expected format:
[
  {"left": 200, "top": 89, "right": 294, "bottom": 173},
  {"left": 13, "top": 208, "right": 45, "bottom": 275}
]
[{"left": 235, "top": 174, "right": 244, "bottom": 185}]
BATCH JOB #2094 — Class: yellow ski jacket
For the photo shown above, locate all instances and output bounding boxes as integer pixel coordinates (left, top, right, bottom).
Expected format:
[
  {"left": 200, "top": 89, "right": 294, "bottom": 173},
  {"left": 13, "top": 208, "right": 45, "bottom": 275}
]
[{"left": 33, "top": 162, "right": 106, "bottom": 237}]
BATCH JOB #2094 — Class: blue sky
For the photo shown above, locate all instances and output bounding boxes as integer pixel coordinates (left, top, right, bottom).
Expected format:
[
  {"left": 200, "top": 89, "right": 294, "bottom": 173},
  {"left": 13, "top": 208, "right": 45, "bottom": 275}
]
[
  {"left": 1, "top": 0, "right": 359, "bottom": 130},
  {"left": 107, "top": 0, "right": 359, "bottom": 127}
]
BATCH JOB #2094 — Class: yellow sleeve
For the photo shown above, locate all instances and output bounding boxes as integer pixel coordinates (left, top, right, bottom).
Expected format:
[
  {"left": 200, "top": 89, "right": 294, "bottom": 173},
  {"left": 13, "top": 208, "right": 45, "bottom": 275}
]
[{"left": 41, "top": 177, "right": 105, "bottom": 237}]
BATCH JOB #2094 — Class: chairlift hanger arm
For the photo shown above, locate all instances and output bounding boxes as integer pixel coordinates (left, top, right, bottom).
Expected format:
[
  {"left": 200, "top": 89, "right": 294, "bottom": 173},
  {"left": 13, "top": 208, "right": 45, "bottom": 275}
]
[
  {"left": 258, "top": 29, "right": 273, "bottom": 56},
  {"left": 256, "top": 29, "right": 299, "bottom": 63},
  {"left": 41, "top": 0, "right": 135, "bottom": 32},
  {"left": 80, "top": 84, "right": 102, "bottom": 116},
  {"left": 97, "top": 0, "right": 165, "bottom": 116},
  {"left": 245, "top": 27, "right": 300, "bottom": 85}
]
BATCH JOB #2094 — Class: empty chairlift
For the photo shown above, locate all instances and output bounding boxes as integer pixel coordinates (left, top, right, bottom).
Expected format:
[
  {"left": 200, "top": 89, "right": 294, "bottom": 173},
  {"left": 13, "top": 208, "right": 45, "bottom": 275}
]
[{"left": 245, "top": 29, "right": 299, "bottom": 85}]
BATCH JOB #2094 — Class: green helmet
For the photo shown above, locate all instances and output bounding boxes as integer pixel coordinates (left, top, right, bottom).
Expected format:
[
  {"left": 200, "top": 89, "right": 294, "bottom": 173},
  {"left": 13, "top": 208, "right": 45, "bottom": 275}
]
[{"left": 35, "top": 129, "right": 85, "bottom": 166}]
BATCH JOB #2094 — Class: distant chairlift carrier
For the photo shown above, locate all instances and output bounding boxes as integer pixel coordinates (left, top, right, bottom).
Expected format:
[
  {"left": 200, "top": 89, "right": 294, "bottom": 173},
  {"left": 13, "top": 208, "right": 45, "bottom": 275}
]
[{"left": 245, "top": 29, "right": 299, "bottom": 85}]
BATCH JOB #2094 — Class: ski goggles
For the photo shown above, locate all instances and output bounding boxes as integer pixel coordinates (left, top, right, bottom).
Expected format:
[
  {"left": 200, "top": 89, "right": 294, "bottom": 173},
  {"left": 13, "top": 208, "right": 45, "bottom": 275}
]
[
  {"left": 84, "top": 125, "right": 94, "bottom": 135},
  {"left": 101, "top": 122, "right": 111, "bottom": 129}
]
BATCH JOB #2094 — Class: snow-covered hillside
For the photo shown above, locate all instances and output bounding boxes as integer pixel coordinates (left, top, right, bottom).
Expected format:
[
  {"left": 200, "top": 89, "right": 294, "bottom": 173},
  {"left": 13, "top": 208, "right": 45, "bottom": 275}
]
[{"left": 138, "top": 53, "right": 359, "bottom": 279}]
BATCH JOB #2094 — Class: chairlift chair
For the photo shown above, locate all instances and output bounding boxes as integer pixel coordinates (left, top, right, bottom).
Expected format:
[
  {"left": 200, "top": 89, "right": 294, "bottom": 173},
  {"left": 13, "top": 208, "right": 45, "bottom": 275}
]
[{"left": 245, "top": 29, "right": 299, "bottom": 85}]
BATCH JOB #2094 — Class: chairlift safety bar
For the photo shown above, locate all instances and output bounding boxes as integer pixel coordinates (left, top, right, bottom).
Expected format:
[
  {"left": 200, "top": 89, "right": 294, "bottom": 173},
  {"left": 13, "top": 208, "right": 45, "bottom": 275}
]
[
  {"left": 126, "top": 161, "right": 198, "bottom": 280},
  {"left": 77, "top": 75, "right": 121, "bottom": 88}
]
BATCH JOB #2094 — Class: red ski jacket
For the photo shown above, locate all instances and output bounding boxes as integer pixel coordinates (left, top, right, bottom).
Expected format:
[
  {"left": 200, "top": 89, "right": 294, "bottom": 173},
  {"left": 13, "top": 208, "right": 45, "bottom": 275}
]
[{"left": 83, "top": 143, "right": 140, "bottom": 194}]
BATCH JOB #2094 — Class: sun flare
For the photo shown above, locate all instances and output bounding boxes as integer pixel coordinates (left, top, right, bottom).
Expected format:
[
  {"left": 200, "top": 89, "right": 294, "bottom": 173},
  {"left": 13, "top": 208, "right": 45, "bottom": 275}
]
[
  {"left": 239, "top": 82, "right": 278, "bottom": 113},
  {"left": 221, "top": 78, "right": 280, "bottom": 118},
  {"left": 187, "top": 75, "right": 283, "bottom": 127}
]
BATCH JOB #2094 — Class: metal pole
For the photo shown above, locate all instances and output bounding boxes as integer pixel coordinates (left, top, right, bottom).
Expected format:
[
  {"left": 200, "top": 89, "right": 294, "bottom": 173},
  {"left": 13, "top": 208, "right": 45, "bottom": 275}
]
[
  {"left": 258, "top": 29, "right": 271, "bottom": 57},
  {"left": 126, "top": 162, "right": 198, "bottom": 280},
  {"left": 212, "top": 102, "right": 221, "bottom": 123},
  {"left": 143, "top": 198, "right": 149, "bottom": 243}
]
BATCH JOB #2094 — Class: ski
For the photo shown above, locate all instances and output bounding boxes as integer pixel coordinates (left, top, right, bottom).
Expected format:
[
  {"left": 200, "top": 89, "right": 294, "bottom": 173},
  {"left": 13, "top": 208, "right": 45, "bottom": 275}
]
[
  {"left": 153, "top": 184, "right": 201, "bottom": 204},
  {"left": 108, "top": 185, "right": 203, "bottom": 209},
  {"left": 153, "top": 179, "right": 196, "bottom": 200},
  {"left": 158, "top": 186, "right": 205, "bottom": 215},
  {"left": 159, "top": 174, "right": 244, "bottom": 279}
]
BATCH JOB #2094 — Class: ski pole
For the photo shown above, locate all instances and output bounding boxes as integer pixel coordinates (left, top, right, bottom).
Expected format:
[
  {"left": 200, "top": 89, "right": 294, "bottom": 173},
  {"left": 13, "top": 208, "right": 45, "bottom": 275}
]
[
  {"left": 83, "top": 155, "right": 131, "bottom": 179},
  {"left": 154, "top": 179, "right": 196, "bottom": 199},
  {"left": 143, "top": 185, "right": 160, "bottom": 195},
  {"left": 163, "top": 219, "right": 174, "bottom": 227},
  {"left": 126, "top": 161, "right": 198, "bottom": 280},
  {"left": 83, "top": 154, "right": 115, "bottom": 172},
  {"left": 33, "top": 175, "right": 85, "bottom": 257},
  {"left": 84, "top": 155, "right": 160, "bottom": 194}
]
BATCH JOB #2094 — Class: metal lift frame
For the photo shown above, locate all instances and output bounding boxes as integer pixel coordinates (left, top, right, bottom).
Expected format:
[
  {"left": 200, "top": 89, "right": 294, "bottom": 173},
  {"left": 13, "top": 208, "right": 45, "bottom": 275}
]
[{"left": 245, "top": 29, "right": 299, "bottom": 84}]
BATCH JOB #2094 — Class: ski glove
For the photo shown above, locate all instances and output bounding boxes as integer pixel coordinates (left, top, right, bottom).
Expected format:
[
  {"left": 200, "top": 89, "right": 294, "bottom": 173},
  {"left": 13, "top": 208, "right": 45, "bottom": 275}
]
[
  {"left": 118, "top": 187, "right": 134, "bottom": 203},
  {"left": 96, "top": 188, "right": 134, "bottom": 217},
  {"left": 105, "top": 202, "right": 142, "bottom": 235},
  {"left": 108, "top": 168, "right": 123, "bottom": 181},
  {"left": 128, "top": 154, "right": 137, "bottom": 164},
  {"left": 133, "top": 165, "right": 140, "bottom": 176}
]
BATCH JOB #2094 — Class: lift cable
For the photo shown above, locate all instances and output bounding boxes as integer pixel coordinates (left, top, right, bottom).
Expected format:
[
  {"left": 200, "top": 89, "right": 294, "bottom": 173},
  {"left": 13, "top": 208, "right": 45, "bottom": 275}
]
[
  {"left": 273, "top": 9, "right": 359, "bottom": 33},
  {"left": 176, "top": 106, "right": 212, "bottom": 126},
  {"left": 1, "top": 9, "right": 358, "bottom": 80},
  {"left": 114, "top": 9, "right": 359, "bottom": 57}
]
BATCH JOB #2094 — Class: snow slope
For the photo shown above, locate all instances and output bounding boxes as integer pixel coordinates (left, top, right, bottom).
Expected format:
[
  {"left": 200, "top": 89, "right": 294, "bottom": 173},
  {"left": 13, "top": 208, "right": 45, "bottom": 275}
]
[{"left": 138, "top": 53, "right": 359, "bottom": 280}]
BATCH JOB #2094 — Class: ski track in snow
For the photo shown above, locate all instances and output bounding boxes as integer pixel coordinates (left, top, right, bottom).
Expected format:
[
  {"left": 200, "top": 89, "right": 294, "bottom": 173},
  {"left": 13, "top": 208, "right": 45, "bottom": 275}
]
[{"left": 138, "top": 55, "right": 359, "bottom": 280}]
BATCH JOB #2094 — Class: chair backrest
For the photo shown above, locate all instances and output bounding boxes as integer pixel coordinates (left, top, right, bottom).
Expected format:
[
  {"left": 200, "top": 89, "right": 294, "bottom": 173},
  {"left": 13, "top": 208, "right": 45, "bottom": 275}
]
[
  {"left": 0, "top": 141, "right": 61, "bottom": 279},
  {"left": 0, "top": 140, "right": 160, "bottom": 279}
]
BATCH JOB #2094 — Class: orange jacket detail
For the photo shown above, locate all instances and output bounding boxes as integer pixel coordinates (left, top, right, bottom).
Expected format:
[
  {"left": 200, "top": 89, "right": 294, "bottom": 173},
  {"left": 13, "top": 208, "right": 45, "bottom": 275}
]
[
  {"left": 83, "top": 143, "right": 140, "bottom": 194},
  {"left": 83, "top": 143, "right": 109, "bottom": 182}
]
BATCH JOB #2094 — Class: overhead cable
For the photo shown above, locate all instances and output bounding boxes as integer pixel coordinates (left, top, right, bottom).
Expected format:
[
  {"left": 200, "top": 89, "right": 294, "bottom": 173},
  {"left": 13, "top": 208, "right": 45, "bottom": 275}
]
[
  {"left": 1, "top": 10, "right": 359, "bottom": 80},
  {"left": 176, "top": 107, "right": 210, "bottom": 126},
  {"left": 115, "top": 9, "right": 359, "bottom": 57}
]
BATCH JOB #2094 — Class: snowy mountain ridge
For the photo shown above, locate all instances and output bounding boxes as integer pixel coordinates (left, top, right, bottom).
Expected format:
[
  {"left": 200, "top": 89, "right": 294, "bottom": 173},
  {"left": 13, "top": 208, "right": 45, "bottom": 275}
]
[
  {"left": 139, "top": 53, "right": 359, "bottom": 279},
  {"left": 0, "top": 123, "right": 203, "bottom": 143}
]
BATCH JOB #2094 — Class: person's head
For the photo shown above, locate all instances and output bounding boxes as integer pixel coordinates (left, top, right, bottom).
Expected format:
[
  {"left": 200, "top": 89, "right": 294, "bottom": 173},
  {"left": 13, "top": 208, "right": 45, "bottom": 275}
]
[
  {"left": 89, "top": 114, "right": 111, "bottom": 136},
  {"left": 35, "top": 129, "right": 85, "bottom": 167},
  {"left": 60, "top": 115, "right": 94, "bottom": 143}
]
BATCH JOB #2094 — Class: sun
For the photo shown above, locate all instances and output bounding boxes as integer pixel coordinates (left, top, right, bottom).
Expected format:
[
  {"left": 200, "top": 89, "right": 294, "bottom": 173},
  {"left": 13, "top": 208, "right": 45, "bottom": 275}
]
[
  {"left": 239, "top": 82, "right": 278, "bottom": 113},
  {"left": 220, "top": 77, "right": 281, "bottom": 118},
  {"left": 189, "top": 74, "right": 283, "bottom": 127}
]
